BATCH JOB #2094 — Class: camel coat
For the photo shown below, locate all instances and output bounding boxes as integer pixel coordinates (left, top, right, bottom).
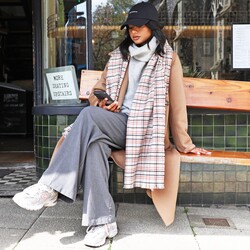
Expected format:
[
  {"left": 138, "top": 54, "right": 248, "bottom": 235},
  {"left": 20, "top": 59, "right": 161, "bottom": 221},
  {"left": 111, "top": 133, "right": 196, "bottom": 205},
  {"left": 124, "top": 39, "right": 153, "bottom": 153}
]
[{"left": 88, "top": 52, "right": 195, "bottom": 226}]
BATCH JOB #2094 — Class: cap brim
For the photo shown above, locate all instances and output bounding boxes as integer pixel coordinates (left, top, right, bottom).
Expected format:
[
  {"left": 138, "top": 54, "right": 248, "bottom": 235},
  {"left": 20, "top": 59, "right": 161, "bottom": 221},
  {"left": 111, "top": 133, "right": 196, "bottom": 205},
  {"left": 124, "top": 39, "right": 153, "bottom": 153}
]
[{"left": 120, "top": 18, "right": 148, "bottom": 30}]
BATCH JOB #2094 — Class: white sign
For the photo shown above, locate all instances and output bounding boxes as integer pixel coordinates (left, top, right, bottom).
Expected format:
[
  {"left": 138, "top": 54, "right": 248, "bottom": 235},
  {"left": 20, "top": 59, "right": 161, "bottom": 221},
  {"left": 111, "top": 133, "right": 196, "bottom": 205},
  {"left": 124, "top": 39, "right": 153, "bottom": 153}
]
[
  {"left": 232, "top": 24, "right": 250, "bottom": 69},
  {"left": 44, "top": 65, "right": 79, "bottom": 103},
  {"left": 46, "top": 71, "right": 77, "bottom": 100}
]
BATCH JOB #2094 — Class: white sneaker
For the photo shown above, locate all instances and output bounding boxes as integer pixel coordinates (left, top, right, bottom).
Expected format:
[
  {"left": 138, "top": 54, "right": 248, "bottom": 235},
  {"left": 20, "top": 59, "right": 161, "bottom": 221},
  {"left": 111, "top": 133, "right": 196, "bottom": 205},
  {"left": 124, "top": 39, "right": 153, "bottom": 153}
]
[
  {"left": 12, "top": 183, "right": 58, "bottom": 211},
  {"left": 83, "top": 222, "right": 118, "bottom": 247}
]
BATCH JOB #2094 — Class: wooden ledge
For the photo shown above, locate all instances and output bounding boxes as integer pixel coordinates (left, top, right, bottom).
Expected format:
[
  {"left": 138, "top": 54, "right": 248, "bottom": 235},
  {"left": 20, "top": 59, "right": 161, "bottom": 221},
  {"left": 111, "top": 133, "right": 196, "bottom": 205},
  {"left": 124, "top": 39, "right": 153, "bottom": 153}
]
[
  {"left": 183, "top": 77, "right": 250, "bottom": 111},
  {"left": 180, "top": 150, "right": 250, "bottom": 166}
]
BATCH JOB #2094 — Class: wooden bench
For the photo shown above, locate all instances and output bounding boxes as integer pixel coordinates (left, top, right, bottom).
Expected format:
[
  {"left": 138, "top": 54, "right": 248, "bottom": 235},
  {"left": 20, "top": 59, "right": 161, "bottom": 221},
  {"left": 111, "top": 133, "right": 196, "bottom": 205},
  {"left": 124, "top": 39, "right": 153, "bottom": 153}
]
[
  {"left": 79, "top": 70, "right": 250, "bottom": 166},
  {"left": 181, "top": 77, "right": 250, "bottom": 166}
]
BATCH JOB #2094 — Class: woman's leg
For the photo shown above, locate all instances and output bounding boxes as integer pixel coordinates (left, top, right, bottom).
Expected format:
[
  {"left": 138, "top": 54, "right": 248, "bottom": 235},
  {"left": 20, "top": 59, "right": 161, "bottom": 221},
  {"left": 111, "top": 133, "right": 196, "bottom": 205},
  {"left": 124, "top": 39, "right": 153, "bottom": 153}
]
[
  {"left": 13, "top": 106, "right": 127, "bottom": 247},
  {"left": 50, "top": 135, "right": 65, "bottom": 162},
  {"left": 39, "top": 106, "right": 128, "bottom": 201},
  {"left": 82, "top": 140, "right": 114, "bottom": 226}
]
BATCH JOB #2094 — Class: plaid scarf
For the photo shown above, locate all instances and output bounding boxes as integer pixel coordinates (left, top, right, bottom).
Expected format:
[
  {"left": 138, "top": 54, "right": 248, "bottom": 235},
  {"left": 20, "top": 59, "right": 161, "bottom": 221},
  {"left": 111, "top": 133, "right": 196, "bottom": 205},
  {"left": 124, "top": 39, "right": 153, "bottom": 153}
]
[{"left": 106, "top": 41, "right": 173, "bottom": 189}]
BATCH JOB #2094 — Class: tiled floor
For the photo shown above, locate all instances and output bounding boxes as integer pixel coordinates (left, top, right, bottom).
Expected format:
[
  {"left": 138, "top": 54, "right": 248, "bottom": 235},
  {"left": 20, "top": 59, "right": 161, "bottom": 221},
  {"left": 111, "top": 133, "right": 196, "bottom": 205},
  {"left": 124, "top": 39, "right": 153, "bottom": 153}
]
[
  {"left": 0, "top": 168, "right": 37, "bottom": 185},
  {"left": 0, "top": 152, "right": 37, "bottom": 196},
  {"left": 0, "top": 167, "right": 38, "bottom": 196}
]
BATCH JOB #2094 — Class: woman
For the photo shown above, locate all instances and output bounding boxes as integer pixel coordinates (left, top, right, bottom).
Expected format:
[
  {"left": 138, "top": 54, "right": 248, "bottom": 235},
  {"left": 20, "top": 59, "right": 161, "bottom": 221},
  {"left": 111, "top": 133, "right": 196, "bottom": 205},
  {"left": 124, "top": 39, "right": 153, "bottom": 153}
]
[{"left": 13, "top": 2, "right": 210, "bottom": 248}]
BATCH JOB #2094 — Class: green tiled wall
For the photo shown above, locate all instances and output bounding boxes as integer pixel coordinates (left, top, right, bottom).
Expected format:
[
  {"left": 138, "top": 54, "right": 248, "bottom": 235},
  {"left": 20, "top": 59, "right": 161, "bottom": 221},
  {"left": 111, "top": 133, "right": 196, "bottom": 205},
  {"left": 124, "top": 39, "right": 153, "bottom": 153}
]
[
  {"left": 110, "top": 161, "right": 250, "bottom": 205},
  {"left": 178, "top": 162, "right": 250, "bottom": 206},
  {"left": 34, "top": 111, "right": 250, "bottom": 205},
  {"left": 34, "top": 115, "right": 78, "bottom": 174},
  {"left": 187, "top": 113, "right": 250, "bottom": 151}
]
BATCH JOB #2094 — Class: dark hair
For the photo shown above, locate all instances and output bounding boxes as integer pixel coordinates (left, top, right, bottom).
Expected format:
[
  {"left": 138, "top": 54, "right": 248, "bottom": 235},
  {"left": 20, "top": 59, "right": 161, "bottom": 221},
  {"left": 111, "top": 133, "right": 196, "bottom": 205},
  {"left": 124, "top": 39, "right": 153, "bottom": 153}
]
[{"left": 119, "top": 20, "right": 166, "bottom": 60}]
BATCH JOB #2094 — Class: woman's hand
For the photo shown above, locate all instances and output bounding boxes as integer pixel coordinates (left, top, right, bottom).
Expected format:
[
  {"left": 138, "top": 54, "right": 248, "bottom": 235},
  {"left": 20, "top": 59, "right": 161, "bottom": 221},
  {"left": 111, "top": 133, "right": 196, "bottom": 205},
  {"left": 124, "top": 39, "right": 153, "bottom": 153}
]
[
  {"left": 99, "top": 98, "right": 120, "bottom": 112},
  {"left": 190, "top": 147, "right": 211, "bottom": 155}
]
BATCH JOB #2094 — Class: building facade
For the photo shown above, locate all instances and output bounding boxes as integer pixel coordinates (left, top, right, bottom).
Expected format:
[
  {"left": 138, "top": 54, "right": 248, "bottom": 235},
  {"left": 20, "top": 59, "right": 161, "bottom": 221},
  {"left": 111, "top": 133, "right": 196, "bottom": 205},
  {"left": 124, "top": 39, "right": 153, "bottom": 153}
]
[{"left": 32, "top": 0, "right": 250, "bottom": 205}]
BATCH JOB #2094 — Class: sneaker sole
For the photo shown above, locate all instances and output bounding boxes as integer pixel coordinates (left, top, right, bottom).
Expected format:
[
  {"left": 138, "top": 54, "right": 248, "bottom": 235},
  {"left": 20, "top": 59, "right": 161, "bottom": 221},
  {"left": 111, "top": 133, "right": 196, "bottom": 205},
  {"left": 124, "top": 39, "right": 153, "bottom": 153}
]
[
  {"left": 12, "top": 193, "right": 58, "bottom": 211},
  {"left": 84, "top": 228, "right": 118, "bottom": 247},
  {"left": 108, "top": 228, "right": 118, "bottom": 239}
]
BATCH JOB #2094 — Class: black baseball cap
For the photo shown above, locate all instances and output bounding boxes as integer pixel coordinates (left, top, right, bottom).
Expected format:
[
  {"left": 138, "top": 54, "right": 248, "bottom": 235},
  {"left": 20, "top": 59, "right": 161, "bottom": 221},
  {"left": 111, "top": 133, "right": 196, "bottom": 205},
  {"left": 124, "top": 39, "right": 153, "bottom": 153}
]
[{"left": 120, "top": 2, "right": 159, "bottom": 30}]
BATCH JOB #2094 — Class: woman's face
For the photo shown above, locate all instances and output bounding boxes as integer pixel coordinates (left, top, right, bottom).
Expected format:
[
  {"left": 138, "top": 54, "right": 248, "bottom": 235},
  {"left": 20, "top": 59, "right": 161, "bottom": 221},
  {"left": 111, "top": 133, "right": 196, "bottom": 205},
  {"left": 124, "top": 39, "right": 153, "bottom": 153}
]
[{"left": 128, "top": 25, "right": 152, "bottom": 46}]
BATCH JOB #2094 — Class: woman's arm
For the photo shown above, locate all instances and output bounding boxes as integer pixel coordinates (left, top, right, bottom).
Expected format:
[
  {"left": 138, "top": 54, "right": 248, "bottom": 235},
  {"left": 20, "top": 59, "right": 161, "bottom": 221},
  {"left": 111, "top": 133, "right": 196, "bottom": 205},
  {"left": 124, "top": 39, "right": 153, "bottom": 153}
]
[
  {"left": 88, "top": 66, "right": 108, "bottom": 106},
  {"left": 168, "top": 53, "right": 210, "bottom": 155},
  {"left": 88, "top": 65, "right": 120, "bottom": 112},
  {"left": 168, "top": 53, "right": 195, "bottom": 153}
]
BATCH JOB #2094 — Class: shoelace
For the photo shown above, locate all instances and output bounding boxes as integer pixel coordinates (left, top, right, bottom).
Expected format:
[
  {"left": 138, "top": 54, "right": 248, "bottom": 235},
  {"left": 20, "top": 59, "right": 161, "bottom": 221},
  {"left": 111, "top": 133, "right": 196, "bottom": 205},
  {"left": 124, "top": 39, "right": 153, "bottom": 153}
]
[
  {"left": 23, "top": 184, "right": 49, "bottom": 198},
  {"left": 86, "top": 224, "right": 107, "bottom": 234}
]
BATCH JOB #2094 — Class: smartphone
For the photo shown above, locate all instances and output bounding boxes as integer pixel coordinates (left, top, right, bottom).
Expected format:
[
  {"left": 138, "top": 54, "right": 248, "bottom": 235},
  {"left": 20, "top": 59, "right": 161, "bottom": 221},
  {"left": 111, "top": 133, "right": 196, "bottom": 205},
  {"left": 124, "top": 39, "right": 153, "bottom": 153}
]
[{"left": 93, "top": 90, "right": 114, "bottom": 105}]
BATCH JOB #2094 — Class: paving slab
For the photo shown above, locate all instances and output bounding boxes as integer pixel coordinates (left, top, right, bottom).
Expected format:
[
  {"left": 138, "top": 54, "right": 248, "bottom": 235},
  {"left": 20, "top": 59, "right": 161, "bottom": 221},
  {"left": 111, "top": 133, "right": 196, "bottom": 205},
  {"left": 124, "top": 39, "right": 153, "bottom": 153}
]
[
  {"left": 0, "top": 228, "right": 27, "bottom": 250},
  {"left": 117, "top": 204, "right": 193, "bottom": 235},
  {"left": 5, "top": 200, "right": 250, "bottom": 250},
  {"left": 0, "top": 198, "right": 43, "bottom": 229},
  {"left": 186, "top": 206, "right": 250, "bottom": 250},
  {"left": 186, "top": 206, "right": 250, "bottom": 231},
  {"left": 114, "top": 203, "right": 199, "bottom": 250},
  {"left": 13, "top": 200, "right": 115, "bottom": 250},
  {"left": 194, "top": 228, "right": 250, "bottom": 250},
  {"left": 41, "top": 199, "right": 83, "bottom": 220},
  {"left": 112, "top": 234, "right": 199, "bottom": 250},
  {"left": 13, "top": 216, "right": 111, "bottom": 250},
  {"left": 116, "top": 203, "right": 167, "bottom": 234}
]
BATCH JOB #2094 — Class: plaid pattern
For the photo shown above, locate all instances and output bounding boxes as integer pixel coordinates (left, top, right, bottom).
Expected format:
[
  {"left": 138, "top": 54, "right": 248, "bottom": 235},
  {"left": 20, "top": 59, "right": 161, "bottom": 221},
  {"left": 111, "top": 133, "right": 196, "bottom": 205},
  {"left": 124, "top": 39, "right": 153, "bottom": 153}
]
[{"left": 106, "top": 42, "right": 173, "bottom": 189}]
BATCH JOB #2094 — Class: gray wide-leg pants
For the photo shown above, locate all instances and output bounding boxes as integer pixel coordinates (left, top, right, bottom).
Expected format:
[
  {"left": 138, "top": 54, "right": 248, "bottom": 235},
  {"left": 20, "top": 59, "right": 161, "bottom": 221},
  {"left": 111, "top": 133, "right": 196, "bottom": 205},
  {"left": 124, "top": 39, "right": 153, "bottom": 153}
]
[{"left": 39, "top": 106, "right": 128, "bottom": 226}]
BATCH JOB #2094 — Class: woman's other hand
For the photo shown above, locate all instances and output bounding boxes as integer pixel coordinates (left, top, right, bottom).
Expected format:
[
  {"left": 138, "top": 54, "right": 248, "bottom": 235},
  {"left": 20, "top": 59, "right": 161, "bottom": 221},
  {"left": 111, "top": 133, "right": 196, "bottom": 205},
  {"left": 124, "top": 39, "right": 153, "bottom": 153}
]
[
  {"left": 190, "top": 147, "right": 211, "bottom": 155},
  {"left": 99, "top": 98, "right": 120, "bottom": 112}
]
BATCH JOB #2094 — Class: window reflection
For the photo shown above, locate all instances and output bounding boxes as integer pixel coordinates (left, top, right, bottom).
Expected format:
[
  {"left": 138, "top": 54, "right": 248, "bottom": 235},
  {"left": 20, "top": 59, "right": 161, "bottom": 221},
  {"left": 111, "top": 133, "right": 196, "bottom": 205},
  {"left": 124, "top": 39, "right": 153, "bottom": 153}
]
[
  {"left": 41, "top": 0, "right": 250, "bottom": 104},
  {"left": 43, "top": 0, "right": 87, "bottom": 103}
]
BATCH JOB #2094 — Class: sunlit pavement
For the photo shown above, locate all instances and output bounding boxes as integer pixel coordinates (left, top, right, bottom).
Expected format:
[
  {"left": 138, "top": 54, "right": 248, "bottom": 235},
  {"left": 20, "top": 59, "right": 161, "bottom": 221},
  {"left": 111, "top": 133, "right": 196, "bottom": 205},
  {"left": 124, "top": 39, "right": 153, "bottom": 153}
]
[{"left": 1, "top": 198, "right": 250, "bottom": 250}]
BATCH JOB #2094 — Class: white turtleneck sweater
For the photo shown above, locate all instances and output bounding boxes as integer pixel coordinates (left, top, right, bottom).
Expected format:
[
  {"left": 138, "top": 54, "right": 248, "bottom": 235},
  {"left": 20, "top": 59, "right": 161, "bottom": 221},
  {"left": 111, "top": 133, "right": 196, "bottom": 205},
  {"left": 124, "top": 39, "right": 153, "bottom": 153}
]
[{"left": 121, "top": 37, "right": 159, "bottom": 114}]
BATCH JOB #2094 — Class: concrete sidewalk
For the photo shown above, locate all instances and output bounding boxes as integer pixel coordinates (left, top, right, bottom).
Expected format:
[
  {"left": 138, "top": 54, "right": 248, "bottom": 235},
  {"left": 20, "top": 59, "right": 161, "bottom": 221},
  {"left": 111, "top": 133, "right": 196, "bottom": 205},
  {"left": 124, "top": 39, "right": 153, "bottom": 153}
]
[{"left": 1, "top": 198, "right": 250, "bottom": 250}]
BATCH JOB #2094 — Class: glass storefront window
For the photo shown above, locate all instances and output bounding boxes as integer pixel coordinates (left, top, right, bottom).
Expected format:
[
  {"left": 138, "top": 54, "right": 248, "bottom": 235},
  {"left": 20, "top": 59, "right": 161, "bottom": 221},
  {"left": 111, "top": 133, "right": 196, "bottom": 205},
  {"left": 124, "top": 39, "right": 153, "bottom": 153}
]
[
  {"left": 42, "top": 0, "right": 87, "bottom": 103},
  {"left": 40, "top": 0, "right": 250, "bottom": 104},
  {"left": 91, "top": 0, "right": 250, "bottom": 81},
  {"left": 169, "top": 0, "right": 249, "bottom": 80}
]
